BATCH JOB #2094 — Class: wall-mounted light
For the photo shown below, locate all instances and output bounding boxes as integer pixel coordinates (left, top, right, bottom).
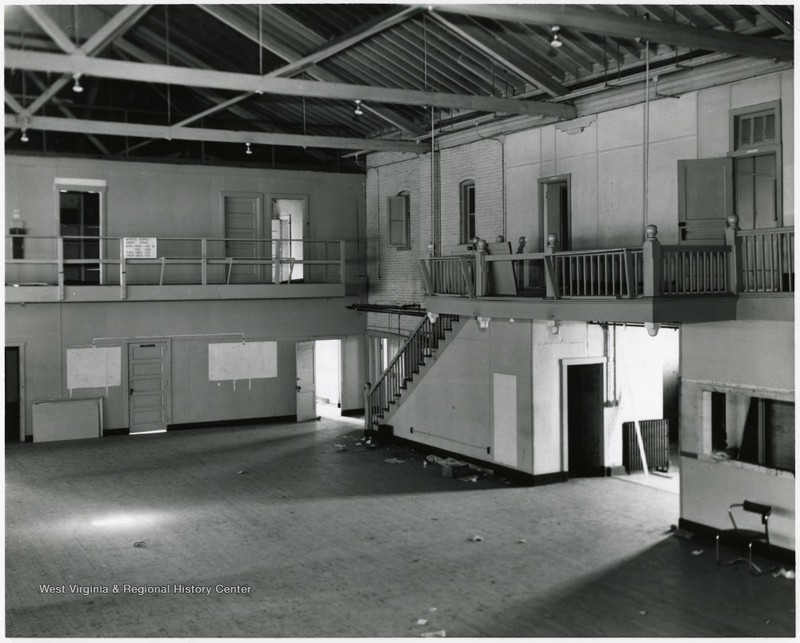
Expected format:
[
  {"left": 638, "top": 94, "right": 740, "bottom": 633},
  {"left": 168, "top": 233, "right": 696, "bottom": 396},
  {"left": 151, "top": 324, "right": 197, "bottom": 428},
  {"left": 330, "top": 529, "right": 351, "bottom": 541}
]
[
  {"left": 476, "top": 316, "right": 491, "bottom": 331},
  {"left": 20, "top": 129, "right": 29, "bottom": 143},
  {"left": 354, "top": 99, "right": 363, "bottom": 116},
  {"left": 72, "top": 73, "right": 84, "bottom": 93},
  {"left": 645, "top": 322, "right": 661, "bottom": 337},
  {"left": 547, "top": 319, "right": 560, "bottom": 335},
  {"left": 245, "top": 142, "right": 253, "bottom": 155},
  {"left": 550, "top": 26, "right": 563, "bottom": 48}
]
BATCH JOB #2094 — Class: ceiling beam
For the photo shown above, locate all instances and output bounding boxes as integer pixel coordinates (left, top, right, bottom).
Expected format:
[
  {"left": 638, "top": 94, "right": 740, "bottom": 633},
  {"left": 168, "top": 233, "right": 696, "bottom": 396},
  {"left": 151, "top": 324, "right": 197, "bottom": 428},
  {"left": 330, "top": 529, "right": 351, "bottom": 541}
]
[
  {"left": 432, "top": 5, "right": 793, "bottom": 60},
  {"left": 21, "top": 5, "right": 151, "bottom": 118},
  {"left": 4, "top": 91, "right": 25, "bottom": 114},
  {"left": 752, "top": 6, "right": 794, "bottom": 36},
  {"left": 6, "top": 114, "right": 429, "bottom": 154},
  {"left": 197, "top": 4, "right": 426, "bottom": 137},
  {"left": 428, "top": 12, "right": 567, "bottom": 97},
  {"left": 5, "top": 50, "right": 577, "bottom": 120},
  {"left": 22, "top": 5, "right": 79, "bottom": 54}
]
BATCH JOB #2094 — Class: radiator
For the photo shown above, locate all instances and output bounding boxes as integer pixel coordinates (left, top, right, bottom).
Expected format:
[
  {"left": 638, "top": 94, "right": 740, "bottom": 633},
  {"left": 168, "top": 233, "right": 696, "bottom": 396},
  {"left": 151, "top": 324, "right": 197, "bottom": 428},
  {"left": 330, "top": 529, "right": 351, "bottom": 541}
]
[{"left": 622, "top": 419, "right": 670, "bottom": 473}]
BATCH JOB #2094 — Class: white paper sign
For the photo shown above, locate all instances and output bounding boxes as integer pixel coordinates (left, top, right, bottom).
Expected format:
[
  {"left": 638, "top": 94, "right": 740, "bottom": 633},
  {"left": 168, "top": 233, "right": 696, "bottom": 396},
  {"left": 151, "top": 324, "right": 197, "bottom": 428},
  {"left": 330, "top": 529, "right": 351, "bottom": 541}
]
[
  {"left": 209, "top": 342, "right": 278, "bottom": 381},
  {"left": 67, "top": 347, "right": 122, "bottom": 389},
  {"left": 124, "top": 237, "right": 157, "bottom": 259}
]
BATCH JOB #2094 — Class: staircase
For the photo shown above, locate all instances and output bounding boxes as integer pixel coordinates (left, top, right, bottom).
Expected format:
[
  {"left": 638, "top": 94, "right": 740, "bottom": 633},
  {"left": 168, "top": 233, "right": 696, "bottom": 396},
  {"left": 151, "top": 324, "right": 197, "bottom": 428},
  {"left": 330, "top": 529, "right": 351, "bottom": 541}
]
[{"left": 365, "top": 313, "right": 463, "bottom": 433}]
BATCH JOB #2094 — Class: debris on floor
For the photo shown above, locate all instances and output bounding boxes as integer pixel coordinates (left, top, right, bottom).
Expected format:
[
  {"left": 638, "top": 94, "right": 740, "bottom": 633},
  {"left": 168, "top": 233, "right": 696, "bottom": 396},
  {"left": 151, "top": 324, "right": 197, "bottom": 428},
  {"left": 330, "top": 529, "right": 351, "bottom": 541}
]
[
  {"left": 238, "top": 470, "right": 248, "bottom": 475},
  {"left": 639, "top": 610, "right": 647, "bottom": 616},
  {"left": 426, "top": 454, "right": 493, "bottom": 479},
  {"left": 468, "top": 535, "right": 483, "bottom": 542},
  {"left": 417, "top": 618, "right": 428, "bottom": 626},
  {"left": 384, "top": 457, "right": 406, "bottom": 464},
  {"left": 672, "top": 528, "right": 694, "bottom": 540},
  {"left": 458, "top": 475, "right": 479, "bottom": 483},
  {"left": 518, "top": 539, "right": 527, "bottom": 544},
  {"left": 773, "top": 568, "right": 796, "bottom": 580},
  {"left": 421, "top": 630, "right": 446, "bottom": 637},
  {"left": 691, "top": 549, "right": 704, "bottom": 556},
  {"left": 133, "top": 540, "right": 149, "bottom": 548},
  {"left": 428, "top": 607, "right": 438, "bottom": 613}
]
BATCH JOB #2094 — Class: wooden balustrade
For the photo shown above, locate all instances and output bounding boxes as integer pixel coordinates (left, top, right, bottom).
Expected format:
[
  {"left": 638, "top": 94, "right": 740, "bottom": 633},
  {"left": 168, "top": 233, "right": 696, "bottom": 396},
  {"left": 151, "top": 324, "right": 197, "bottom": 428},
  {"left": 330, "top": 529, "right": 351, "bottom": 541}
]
[
  {"left": 738, "top": 227, "right": 794, "bottom": 293},
  {"left": 660, "top": 246, "right": 730, "bottom": 295}
]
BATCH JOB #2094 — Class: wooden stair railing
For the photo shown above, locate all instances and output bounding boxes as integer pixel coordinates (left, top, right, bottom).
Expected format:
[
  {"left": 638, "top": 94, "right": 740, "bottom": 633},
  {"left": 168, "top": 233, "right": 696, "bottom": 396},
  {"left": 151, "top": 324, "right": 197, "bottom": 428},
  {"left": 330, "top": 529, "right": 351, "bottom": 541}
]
[{"left": 365, "top": 313, "right": 460, "bottom": 432}]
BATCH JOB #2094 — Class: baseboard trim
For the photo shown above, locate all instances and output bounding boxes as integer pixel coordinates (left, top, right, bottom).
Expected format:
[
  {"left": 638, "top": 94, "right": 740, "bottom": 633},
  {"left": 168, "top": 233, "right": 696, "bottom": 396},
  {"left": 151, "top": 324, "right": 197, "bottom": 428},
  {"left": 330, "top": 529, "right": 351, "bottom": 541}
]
[
  {"left": 678, "top": 518, "right": 795, "bottom": 565},
  {"left": 103, "top": 428, "right": 129, "bottom": 437},
  {"left": 167, "top": 415, "right": 297, "bottom": 431},
  {"left": 341, "top": 408, "right": 364, "bottom": 418}
]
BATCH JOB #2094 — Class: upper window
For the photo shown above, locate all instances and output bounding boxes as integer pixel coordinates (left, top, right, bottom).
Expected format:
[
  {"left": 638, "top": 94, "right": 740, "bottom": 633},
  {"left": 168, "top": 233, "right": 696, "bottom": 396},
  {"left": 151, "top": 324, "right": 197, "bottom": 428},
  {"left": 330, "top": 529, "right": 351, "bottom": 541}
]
[
  {"left": 387, "top": 192, "right": 410, "bottom": 249},
  {"left": 460, "top": 180, "right": 476, "bottom": 244},
  {"left": 732, "top": 103, "right": 779, "bottom": 152},
  {"left": 55, "top": 178, "right": 106, "bottom": 285}
]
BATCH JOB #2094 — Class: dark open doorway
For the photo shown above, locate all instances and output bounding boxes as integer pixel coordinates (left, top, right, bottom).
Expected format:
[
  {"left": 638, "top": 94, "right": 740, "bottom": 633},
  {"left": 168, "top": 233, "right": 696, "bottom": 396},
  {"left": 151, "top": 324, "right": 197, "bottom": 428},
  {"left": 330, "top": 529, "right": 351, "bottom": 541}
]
[
  {"left": 6, "top": 347, "right": 21, "bottom": 442},
  {"left": 567, "top": 363, "right": 604, "bottom": 477}
]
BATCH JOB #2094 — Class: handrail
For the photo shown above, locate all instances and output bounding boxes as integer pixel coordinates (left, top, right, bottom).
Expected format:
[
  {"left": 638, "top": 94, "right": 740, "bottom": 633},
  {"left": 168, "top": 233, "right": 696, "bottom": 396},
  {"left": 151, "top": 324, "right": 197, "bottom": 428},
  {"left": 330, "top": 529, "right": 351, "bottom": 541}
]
[
  {"left": 364, "top": 313, "right": 459, "bottom": 432},
  {"left": 5, "top": 234, "right": 346, "bottom": 294}
]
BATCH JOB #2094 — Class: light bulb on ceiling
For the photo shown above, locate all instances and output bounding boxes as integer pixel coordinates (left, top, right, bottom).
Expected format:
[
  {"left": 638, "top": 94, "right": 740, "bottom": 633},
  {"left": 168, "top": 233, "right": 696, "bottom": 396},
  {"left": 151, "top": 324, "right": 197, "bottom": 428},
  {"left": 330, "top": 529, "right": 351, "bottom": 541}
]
[
  {"left": 550, "top": 26, "right": 562, "bottom": 48},
  {"left": 72, "top": 73, "right": 84, "bottom": 93},
  {"left": 245, "top": 142, "right": 253, "bottom": 155},
  {"left": 354, "top": 99, "right": 363, "bottom": 116},
  {"left": 20, "top": 129, "right": 29, "bottom": 143}
]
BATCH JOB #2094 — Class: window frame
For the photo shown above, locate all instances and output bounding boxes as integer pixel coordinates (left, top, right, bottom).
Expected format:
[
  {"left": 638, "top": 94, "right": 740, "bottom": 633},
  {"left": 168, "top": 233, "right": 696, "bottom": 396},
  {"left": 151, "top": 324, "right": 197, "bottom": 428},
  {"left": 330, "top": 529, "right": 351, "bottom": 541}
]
[
  {"left": 387, "top": 192, "right": 410, "bottom": 250},
  {"left": 54, "top": 178, "right": 107, "bottom": 285},
  {"left": 459, "top": 179, "right": 476, "bottom": 245},
  {"left": 728, "top": 101, "right": 782, "bottom": 228}
]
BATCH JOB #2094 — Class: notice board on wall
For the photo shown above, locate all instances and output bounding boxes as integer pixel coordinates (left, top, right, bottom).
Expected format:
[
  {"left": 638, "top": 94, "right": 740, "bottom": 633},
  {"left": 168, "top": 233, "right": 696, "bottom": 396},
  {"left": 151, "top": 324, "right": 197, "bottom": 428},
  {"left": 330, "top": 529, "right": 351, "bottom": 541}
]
[
  {"left": 66, "top": 347, "right": 122, "bottom": 391},
  {"left": 208, "top": 341, "right": 278, "bottom": 381},
  {"left": 123, "top": 237, "right": 157, "bottom": 258}
]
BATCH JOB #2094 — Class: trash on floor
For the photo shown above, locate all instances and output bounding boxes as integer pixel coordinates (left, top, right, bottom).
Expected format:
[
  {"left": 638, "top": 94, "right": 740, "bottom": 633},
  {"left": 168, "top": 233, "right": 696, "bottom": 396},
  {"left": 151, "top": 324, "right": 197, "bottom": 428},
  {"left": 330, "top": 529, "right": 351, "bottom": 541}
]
[
  {"left": 238, "top": 470, "right": 248, "bottom": 475},
  {"left": 428, "top": 607, "right": 438, "bottom": 613},
  {"left": 773, "top": 568, "right": 796, "bottom": 580},
  {"left": 672, "top": 528, "right": 694, "bottom": 540},
  {"left": 458, "top": 475, "right": 479, "bottom": 483},
  {"left": 417, "top": 618, "right": 428, "bottom": 626},
  {"left": 639, "top": 610, "right": 647, "bottom": 616},
  {"left": 518, "top": 539, "right": 527, "bottom": 544},
  {"left": 691, "top": 549, "right": 704, "bottom": 556},
  {"left": 468, "top": 535, "right": 483, "bottom": 542},
  {"left": 384, "top": 457, "right": 406, "bottom": 464},
  {"left": 133, "top": 540, "right": 149, "bottom": 548},
  {"left": 421, "top": 630, "right": 446, "bottom": 637}
]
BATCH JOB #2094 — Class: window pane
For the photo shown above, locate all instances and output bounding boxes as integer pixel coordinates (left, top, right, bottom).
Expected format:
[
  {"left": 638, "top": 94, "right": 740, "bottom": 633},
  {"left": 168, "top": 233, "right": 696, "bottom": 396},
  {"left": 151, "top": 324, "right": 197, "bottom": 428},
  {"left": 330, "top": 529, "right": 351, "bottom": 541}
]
[
  {"left": 765, "top": 114, "right": 776, "bottom": 141},
  {"left": 739, "top": 117, "right": 751, "bottom": 146},
  {"left": 468, "top": 186, "right": 475, "bottom": 213},
  {"left": 753, "top": 116, "right": 765, "bottom": 142}
]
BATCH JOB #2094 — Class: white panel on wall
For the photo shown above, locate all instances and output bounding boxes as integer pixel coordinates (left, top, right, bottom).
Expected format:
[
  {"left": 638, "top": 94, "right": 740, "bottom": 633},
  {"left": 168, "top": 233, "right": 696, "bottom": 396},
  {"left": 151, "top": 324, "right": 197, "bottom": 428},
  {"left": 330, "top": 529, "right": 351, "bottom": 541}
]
[
  {"left": 697, "top": 86, "right": 731, "bottom": 158},
  {"left": 67, "top": 347, "right": 121, "bottom": 390},
  {"left": 493, "top": 373, "right": 518, "bottom": 467},
  {"left": 648, "top": 94, "right": 697, "bottom": 142},
  {"left": 209, "top": 341, "right": 277, "bottom": 381}
]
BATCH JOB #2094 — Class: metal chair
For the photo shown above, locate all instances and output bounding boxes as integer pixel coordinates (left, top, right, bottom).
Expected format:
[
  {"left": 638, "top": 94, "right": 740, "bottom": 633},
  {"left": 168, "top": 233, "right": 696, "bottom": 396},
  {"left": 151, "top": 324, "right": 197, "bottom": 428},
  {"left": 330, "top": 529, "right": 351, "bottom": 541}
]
[{"left": 715, "top": 501, "right": 776, "bottom": 575}]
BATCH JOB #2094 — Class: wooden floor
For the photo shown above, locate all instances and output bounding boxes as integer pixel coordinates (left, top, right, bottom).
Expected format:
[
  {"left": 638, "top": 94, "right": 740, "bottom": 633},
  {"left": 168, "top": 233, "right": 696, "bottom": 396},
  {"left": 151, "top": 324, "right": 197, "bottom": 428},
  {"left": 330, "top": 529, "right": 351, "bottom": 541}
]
[{"left": 5, "top": 417, "right": 795, "bottom": 637}]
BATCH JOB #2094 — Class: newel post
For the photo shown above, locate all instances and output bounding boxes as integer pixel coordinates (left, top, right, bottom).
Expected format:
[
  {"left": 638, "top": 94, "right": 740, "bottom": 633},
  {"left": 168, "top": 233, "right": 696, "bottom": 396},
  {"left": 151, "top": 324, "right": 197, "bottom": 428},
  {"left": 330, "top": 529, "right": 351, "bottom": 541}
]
[
  {"left": 544, "top": 233, "right": 560, "bottom": 299},
  {"left": 474, "top": 238, "right": 488, "bottom": 296},
  {"left": 642, "top": 224, "right": 661, "bottom": 297},
  {"left": 725, "top": 214, "right": 741, "bottom": 294}
]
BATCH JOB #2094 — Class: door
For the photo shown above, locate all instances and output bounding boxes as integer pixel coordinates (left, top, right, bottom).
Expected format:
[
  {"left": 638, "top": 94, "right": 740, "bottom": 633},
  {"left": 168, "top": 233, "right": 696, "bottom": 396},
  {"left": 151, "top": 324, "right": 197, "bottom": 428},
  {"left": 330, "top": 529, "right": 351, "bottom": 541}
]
[
  {"left": 5, "top": 347, "right": 21, "bottom": 442},
  {"left": 128, "top": 341, "right": 169, "bottom": 434},
  {"left": 271, "top": 197, "right": 306, "bottom": 282},
  {"left": 223, "top": 193, "right": 263, "bottom": 283},
  {"left": 295, "top": 341, "right": 317, "bottom": 422},
  {"left": 540, "top": 178, "right": 571, "bottom": 251},
  {"left": 677, "top": 158, "right": 733, "bottom": 244},
  {"left": 567, "top": 363, "right": 604, "bottom": 476},
  {"left": 60, "top": 190, "right": 101, "bottom": 284}
]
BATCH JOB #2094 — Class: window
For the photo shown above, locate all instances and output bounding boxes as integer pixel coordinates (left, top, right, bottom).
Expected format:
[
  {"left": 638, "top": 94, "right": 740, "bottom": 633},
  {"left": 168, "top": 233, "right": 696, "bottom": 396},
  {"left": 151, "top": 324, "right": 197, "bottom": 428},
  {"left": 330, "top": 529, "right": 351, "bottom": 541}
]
[
  {"left": 460, "top": 180, "right": 475, "bottom": 244},
  {"left": 387, "top": 193, "right": 410, "bottom": 249},
  {"left": 59, "top": 190, "right": 101, "bottom": 285},
  {"left": 730, "top": 101, "right": 781, "bottom": 229},
  {"left": 707, "top": 391, "right": 794, "bottom": 473}
]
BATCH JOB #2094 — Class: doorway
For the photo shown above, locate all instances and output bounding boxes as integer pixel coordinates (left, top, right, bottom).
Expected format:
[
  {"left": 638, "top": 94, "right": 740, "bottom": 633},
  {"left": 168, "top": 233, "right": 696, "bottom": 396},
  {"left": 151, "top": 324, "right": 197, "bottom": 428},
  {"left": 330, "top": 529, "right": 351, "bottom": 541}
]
[
  {"left": 315, "top": 339, "right": 342, "bottom": 418},
  {"left": 128, "top": 341, "right": 170, "bottom": 434},
  {"left": 5, "top": 347, "right": 22, "bottom": 442},
  {"left": 59, "top": 189, "right": 101, "bottom": 284},
  {"left": 271, "top": 197, "right": 307, "bottom": 283},
  {"left": 566, "top": 362, "right": 605, "bottom": 477},
  {"left": 295, "top": 341, "right": 317, "bottom": 422},
  {"left": 539, "top": 175, "right": 571, "bottom": 251}
]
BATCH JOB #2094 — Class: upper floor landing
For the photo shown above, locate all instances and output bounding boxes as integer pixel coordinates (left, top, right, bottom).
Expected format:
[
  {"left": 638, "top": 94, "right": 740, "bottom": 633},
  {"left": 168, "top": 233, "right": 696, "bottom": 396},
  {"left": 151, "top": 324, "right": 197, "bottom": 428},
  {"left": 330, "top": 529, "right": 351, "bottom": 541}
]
[
  {"left": 420, "top": 217, "right": 793, "bottom": 325},
  {"left": 5, "top": 235, "right": 349, "bottom": 303}
]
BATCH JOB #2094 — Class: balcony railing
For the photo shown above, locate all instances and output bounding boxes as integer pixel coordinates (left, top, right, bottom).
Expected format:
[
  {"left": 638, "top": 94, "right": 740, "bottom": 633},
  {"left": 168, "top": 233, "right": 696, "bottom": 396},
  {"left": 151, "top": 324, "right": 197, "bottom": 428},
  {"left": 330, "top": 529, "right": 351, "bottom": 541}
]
[
  {"left": 5, "top": 235, "right": 346, "bottom": 299},
  {"left": 420, "top": 218, "right": 794, "bottom": 300}
]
